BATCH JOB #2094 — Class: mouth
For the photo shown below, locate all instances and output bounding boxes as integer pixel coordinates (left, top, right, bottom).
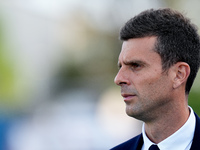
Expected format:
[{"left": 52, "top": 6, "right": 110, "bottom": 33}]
[{"left": 121, "top": 93, "right": 136, "bottom": 102}]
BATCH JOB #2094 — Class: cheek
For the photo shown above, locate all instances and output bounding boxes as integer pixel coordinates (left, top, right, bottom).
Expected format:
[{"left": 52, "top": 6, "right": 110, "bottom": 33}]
[
  {"left": 138, "top": 75, "right": 169, "bottom": 97},
  {"left": 136, "top": 74, "right": 159, "bottom": 88},
  {"left": 146, "top": 77, "right": 171, "bottom": 99}
]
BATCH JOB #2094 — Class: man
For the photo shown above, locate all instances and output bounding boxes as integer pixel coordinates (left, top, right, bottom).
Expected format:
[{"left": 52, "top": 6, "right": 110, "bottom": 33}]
[{"left": 111, "top": 8, "right": 200, "bottom": 150}]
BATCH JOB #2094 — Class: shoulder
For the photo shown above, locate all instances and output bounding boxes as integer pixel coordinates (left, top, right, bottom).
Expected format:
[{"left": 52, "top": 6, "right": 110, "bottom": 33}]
[
  {"left": 110, "top": 134, "right": 143, "bottom": 150},
  {"left": 190, "top": 112, "right": 200, "bottom": 150}
]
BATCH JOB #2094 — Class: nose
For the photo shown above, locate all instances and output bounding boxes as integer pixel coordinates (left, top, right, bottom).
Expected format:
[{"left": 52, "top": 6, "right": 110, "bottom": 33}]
[{"left": 114, "top": 68, "right": 130, "bottom": 86}]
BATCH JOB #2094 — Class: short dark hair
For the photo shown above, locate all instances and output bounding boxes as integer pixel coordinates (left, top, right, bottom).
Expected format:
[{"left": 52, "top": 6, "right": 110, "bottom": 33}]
[{"left": 120, "top": 8, "right": 200, "bottom": 94}]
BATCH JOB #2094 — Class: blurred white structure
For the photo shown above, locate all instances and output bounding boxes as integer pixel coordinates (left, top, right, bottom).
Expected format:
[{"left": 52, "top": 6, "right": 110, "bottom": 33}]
[{"left": 7, "top": 88, "right": 142, "bottom": 150}]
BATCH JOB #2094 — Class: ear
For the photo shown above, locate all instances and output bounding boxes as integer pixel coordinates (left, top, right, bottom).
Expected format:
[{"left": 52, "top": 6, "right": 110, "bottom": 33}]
[{"left": 172, "top": 62, "right": 190, "bottom": 89}]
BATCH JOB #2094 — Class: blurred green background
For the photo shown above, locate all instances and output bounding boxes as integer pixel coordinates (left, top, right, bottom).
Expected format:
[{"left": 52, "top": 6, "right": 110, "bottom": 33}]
[{"left": 0, "top": 0, "right": 199, "bottom": 150}]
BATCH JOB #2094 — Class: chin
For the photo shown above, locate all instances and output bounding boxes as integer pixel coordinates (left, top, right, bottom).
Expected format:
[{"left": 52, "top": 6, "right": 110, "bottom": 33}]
[
  {"left": 126, "top": 109, "right": 139, "bottom": 118},
  {"left": 126, "top": 108, "right": 147, "bottom": 121}
]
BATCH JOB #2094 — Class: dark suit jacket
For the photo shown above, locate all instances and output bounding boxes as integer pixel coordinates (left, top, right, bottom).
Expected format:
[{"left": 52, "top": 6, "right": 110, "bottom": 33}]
[{"left": 110, "top": 113, "right": 200, "bottom": 150}]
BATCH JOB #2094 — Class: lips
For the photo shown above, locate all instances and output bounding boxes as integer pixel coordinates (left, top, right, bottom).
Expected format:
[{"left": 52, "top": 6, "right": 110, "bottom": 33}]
[{"left": 121, "top": 93, "right": 136, "bottom": 101}]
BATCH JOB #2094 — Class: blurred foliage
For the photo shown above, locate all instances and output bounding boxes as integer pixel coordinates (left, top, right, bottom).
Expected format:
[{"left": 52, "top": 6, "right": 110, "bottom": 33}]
[
  {"left": 0, "top": 22, "right": 16, "bottom": 103},
  {"left": 188, "top": 72, "right": 200, "bottom": 115},
  {"left": 189, "top": 91, "right": 200, "bottom": 116}
]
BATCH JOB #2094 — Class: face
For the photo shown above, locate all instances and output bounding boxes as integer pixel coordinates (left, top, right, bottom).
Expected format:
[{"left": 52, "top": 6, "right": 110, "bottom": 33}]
[{"left": 114, "top": 37, "right": 174, "bottom": 121}]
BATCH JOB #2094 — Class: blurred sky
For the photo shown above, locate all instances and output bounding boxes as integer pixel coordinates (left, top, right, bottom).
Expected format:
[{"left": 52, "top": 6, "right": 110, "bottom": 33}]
[{"left": 0, "top": 0, "right": 200, "bottom": 150}]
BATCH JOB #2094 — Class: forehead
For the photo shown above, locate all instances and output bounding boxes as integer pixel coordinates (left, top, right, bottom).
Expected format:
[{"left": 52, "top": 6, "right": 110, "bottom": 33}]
[{"left": 119, "top": 37, "right": 161, "bottom": 63}]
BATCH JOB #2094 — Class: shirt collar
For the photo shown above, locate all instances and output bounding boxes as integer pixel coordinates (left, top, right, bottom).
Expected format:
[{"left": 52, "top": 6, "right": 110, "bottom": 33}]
[{"left": 142, "top": 106, "right": 196, "bottom": 150}]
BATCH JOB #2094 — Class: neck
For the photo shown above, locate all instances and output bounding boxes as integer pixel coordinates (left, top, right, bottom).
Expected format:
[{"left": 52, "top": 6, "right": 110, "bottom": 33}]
[{"left": 144, "top": 101, "right": 190, "bottom": 144}]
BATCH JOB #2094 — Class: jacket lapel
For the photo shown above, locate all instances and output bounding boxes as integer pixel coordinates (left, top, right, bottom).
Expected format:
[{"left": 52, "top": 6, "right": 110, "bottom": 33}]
[{"left": 133, "top": 134, "right": 143, "bottom": 150}]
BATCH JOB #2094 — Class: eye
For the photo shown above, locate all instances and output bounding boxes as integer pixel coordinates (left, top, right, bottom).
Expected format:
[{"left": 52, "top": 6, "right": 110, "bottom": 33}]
[
  {"left": 132, "top": 63, "right": 140, "bottom": 68},
  {"left": 130, "top": 63, "right": 142, "bottom": 70},
  {"left": 117, "top": 63, "right": 122, "bottom": 70}
]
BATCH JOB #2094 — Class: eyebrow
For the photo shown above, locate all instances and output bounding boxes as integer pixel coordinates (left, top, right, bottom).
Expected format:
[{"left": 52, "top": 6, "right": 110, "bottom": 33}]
[{"left": 118, "top": 60, "right": 147, "bottom": 68}]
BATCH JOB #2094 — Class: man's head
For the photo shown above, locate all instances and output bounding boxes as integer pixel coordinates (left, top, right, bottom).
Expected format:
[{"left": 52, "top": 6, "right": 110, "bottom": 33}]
[{"left": 120, "top": 8, "right": 200, "bottom": 94}]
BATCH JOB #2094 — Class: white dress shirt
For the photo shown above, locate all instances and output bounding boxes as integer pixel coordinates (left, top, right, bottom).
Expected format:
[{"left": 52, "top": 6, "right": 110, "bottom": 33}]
[{"left": 141, "top": 107, "right": 196, "bottom": 150}]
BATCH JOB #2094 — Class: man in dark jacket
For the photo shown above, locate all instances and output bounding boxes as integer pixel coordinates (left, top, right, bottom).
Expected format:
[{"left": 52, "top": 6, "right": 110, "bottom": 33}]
[{"left": 111, "top": 8, "right": 200, "bottom": 150}]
